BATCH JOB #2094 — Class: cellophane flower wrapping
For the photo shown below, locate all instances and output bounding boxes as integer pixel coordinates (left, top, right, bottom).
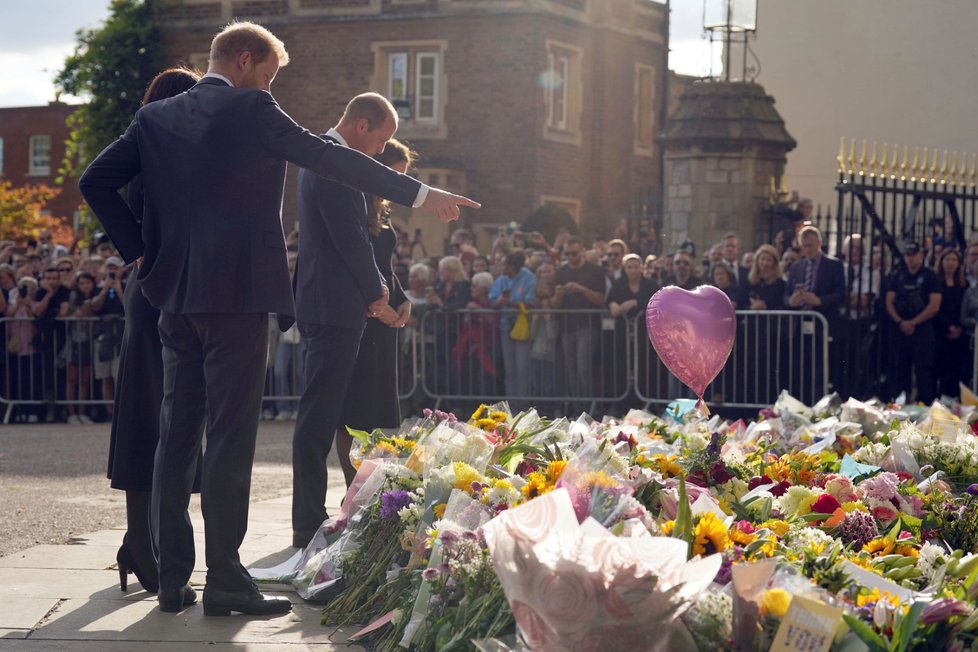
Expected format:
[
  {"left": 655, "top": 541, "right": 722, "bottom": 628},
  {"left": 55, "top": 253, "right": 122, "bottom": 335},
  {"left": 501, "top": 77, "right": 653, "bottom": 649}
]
[{"left": 483, "top": 487, "right": 720, "bottom": 652}]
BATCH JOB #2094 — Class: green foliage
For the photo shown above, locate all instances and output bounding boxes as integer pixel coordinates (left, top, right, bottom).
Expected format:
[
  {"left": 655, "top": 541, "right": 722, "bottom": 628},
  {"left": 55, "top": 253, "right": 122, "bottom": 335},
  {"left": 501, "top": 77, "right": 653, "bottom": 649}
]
[{"left": 54, "top": 0, "right": 164, "bottom": 183}]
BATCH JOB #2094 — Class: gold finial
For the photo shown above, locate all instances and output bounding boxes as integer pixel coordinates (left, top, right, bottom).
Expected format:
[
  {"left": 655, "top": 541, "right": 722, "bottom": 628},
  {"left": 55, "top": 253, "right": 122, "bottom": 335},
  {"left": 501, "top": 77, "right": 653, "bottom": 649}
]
[
  {"left": 900, "top": 146, "right": 909, "bottom": 179},
  {"left": 837, "top": 137, "right": 846, "bottom": 173},
  {"left": 869, "top": 142, "right": 879, "bottom": 176},
  {"left": 949, "top": 151, "right": 958, "bottom": 185},
  {"left": 880, "top": 143, "right": 890, "bottom": 177},
  {"left": 890, "top": 143, "right": 899, "bottom": 177},
  {"left": 848, "top": 139, "right": 856, "bottom": 174},
  {"left": 930, "top": 148, "right": 939, "bottom": 181},
  {"left": 911, "top": 147, "right": 920, "bottom": 179},
  {"left": 858, "top": 140, "right": 868, "bottom": 175},
  {"left": 971, "top": 153, "right": 977, "bottom": 187},
  {"left": 940, "top": 150, "right": 948, "bottom": 184}
]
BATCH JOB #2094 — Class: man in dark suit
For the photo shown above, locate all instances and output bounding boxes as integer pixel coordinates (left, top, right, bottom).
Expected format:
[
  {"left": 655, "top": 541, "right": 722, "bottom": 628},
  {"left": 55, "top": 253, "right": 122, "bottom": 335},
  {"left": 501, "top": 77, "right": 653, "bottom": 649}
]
[
  {"left": 784, "top": 225, "right": 846, "bottom": 401},
  {"left": 291, "top": 93, "right": 407, "bottom": 548},
  {"left": 721, "top": 232, "right": 752, "bottom": 288},
  {"left": 78, "top": 22, "right": 478, "bottom": 617}
]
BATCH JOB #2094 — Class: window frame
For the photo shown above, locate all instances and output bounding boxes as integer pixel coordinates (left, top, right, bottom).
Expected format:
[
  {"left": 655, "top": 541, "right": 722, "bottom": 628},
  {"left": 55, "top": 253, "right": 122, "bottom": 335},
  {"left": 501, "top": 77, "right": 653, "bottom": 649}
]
[
  {"left": 372, "top": 39, "right": 448, "bottom": 138},
  {"left": 28, "top": 134, "right": 52, "bottom": 176},
  {"left": 633, "top": 63, "right": 656, "bottom": 155},
  {"left": 543, "top": 40, "right": 583, "bottom": 145}
]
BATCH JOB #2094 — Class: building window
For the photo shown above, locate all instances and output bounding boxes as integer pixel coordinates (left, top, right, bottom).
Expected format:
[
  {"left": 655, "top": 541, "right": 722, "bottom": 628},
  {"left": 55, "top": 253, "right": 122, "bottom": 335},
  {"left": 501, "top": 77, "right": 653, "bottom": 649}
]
[
  {"left": 634, "top": 64, "right": 655, "bottom": 154},
  {"left": 29, "top": 135, "right": 51, "bottom": 176},
  {"left": 543, "top": 40, "right": 582, "bottom": 145},
  {"left": 539, "top": 195, "right": 582, "bottom": 224},
  {"left": 372, "top": 40, "right": 448, "bottom": 136}
]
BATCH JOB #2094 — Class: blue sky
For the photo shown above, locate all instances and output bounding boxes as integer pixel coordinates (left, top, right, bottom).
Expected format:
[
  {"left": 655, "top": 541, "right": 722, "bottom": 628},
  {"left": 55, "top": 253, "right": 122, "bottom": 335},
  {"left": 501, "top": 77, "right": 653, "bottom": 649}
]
[{"left": 0, "top": 0, "right": 711, "bottom": 107}]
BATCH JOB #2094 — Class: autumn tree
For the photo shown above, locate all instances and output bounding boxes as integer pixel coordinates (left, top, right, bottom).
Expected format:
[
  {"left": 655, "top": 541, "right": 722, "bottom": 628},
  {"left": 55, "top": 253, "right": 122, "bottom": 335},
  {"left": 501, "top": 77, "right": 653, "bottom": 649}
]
[{"left": 0, "top": 181, "right": 71, "bottom": 243}]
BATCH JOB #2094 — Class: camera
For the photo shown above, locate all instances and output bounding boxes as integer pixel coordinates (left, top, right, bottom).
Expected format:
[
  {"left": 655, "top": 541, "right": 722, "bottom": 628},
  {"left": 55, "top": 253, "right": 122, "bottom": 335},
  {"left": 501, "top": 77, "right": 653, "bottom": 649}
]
[
  {"left": 109, "top": 272, "right": 117, "bottom": 281},
  {"left": 19, "top": 286, "right": 28, "bottom": 298}
]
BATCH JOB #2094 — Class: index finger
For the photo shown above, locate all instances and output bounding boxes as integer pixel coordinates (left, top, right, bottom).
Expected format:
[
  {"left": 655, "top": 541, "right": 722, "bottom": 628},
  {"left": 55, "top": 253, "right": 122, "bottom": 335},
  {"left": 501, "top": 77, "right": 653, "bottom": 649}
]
[{"left": 454, "top": 194, "right": 481, "bottom": 209}]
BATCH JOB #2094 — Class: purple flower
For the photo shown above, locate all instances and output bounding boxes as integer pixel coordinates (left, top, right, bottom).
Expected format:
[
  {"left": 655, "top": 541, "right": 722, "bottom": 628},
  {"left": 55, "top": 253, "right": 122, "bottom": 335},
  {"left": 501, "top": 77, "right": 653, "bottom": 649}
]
[
  {"left": 380, "top": 490, "right": 412, "bottom": 520},
  {"left": 422, "top": 567, "right": 441, "bottom": 581},
  {"left": 920, "top": 598, "right": 971, "bottom": 625},
  {"left": 460, "top": 530, "right": 479, "bottom": 542},
  {"left": 837, "top": 510, "right": 879, "bottom": 549},
  {"left": 423, "top": 408, "right": 434, "bottom": 418},
  {"left": 439, "top": 530, "right": 459, "bottom": 547},
  {"left": 967, "top": 484, "right": 978, "bottom": 497}
]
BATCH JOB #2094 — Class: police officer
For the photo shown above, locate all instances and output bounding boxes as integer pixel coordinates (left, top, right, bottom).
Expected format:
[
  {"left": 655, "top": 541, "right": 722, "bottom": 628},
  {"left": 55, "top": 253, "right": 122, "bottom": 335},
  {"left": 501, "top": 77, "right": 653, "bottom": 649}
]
[{"left": 884, "top": 241, "right": 942, "bottom": 403}]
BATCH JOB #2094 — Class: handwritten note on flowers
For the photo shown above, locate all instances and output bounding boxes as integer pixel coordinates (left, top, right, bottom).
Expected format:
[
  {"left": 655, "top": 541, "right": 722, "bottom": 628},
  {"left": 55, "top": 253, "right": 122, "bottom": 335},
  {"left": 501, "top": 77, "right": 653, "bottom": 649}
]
[{"left": 771, "top": 595, "right": 843, "bottom": 652}]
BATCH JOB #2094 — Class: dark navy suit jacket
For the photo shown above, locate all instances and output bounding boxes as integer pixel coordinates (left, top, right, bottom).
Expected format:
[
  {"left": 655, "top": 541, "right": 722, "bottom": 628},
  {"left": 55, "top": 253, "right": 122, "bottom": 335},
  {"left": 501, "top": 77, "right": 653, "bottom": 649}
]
[
  {"left": 294, "top": 135, "right": 384, "bottom": 328},
  {"left": 78, "top": 77, "right": 420, "bottom": 329},
  {"left": 784, "top": 253, "right": 846, "bottom": 330}
]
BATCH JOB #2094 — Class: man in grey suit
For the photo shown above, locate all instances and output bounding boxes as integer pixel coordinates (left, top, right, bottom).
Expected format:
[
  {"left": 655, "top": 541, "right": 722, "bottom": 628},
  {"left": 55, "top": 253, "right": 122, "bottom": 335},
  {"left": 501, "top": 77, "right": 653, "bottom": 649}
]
[
  {"left": 291, "top": 93, "right": 405, "bottom": 548},
  {"left": 79, "top": 22, "right": 478, "bottom": 617}
]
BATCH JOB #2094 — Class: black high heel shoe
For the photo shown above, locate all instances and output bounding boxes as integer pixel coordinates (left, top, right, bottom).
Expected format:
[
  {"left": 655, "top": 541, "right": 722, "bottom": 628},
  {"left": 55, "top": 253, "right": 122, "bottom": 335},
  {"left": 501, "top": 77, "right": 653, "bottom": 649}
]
[{"left": 117, "top": 541, "right": 159, "bottom": 594}]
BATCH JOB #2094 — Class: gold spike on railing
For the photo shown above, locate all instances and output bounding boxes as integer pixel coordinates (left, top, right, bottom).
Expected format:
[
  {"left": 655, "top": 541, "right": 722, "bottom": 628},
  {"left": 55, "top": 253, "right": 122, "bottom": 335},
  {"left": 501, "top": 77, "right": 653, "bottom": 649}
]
[
  {"left": 837, "top": 137, "right": 846, "bottom": 173},
  {"left": 890, "top": 144, "right": 899, "bottom": 178},
  {"left": 971, "top": 153, "right": 977, "bottom": 187},
  {"left": 911, "top": 147, "right": 921, "bottom": 180},
  {"left": 950, "top": 152, "right": 958, "bottom": 186},
  {"left": 930, "top": 148, "right": 939, "bottom": 182},
  {"left": 900, "top": 146, "right": 909, "bottom": 179},
  {"left": 848, "top": 139, "right": 857, "bottom": 174},
  {"left": 869, "top": 142, "right": 879, "bottom": 177},
  {"left": 858, "top": 140, "right": 868, "bottom": 175},
  {"left": 880, "top": 143, "right": 890, "bottom": 177},
  {"left": 940, "top": 150, "right": 948, "bottom": 183}
]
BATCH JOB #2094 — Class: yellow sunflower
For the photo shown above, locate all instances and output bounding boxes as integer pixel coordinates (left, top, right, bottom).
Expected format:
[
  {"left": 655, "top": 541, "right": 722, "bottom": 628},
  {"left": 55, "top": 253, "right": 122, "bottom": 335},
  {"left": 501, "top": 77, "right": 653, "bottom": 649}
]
[
  {"left": 521, "top": 471, "right": 554, "bottom": 499},
  {"left": 470, "top": 404, "right": 488, "bottom": 421},
  {"left": 862, "top": 538, "right": 895, "bottom": 557},
  {"left": 489, "top": 410, "right": 509, "bottom": 423},
  {"left": 546, "top": 460, "right": 568, "bottom": 483},
  {"left": 693, "top": 512, "right": 730, "bottom": 556},
  {"left": 660, "top": 520, "right": 676, "bottom": 536},
  {"left": 475, "top": 417, "right": 499, "bottom": 432},
  {"left": 651, "top": 454, "right": 682, "bottom": 478},
  {"left": 728, "top": 523, "right": 757, "bottom": 546},
  {"left": 758, "top": 519, "right": 790, "bottom": 537}
]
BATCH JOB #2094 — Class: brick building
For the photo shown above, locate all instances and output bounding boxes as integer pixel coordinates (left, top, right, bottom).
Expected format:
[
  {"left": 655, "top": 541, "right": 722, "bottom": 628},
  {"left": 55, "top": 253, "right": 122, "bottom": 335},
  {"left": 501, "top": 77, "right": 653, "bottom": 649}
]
[
  {"left": 0, "top": 101, "right": 82, "bottom": 224},
  {"left": 156, "top": 0, "right": 669, "bottom": 253}
]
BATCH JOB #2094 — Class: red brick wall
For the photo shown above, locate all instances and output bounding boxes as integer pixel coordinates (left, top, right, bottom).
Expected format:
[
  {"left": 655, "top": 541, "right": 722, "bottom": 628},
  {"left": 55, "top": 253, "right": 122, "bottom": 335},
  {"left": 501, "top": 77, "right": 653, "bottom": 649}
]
[
  {"left": 157, "top": 0, "right": 668, "bottom": 241},
  {"left": 0, "top": 103, "right": 82, "bottom": 221}
]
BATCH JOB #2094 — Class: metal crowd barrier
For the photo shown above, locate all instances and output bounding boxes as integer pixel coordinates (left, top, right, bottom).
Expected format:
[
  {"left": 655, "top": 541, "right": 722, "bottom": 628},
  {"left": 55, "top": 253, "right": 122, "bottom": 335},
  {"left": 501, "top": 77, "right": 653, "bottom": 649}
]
[
  {"left": 633, "top": 310, "right": 831, "bottom": 408},
  {"left": 0, "top": 309, "right": 876, "bottom": 423}
]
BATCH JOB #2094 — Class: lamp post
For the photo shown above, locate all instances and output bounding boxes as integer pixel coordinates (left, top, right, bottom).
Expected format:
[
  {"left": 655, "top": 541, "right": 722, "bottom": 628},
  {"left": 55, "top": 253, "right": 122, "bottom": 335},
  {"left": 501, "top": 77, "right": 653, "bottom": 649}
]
[{"left": 703, "top": 0, "right": 758, "bottom": 81}]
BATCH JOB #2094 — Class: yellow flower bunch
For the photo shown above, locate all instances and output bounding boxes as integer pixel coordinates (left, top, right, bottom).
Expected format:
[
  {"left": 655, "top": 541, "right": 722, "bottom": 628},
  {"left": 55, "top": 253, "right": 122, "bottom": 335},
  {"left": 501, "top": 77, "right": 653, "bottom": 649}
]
[
  {"left": 758, "top": 519, "right": 790, "bottom": 537},
  {"left": 387, "top": 436, "right": 416, "bottom": 453},
  {"left": 728, "top": 522, "right": 757, "bottom": 546},
  {"left": 856, "top": 588, "right": 903, "bottom": 609},
  {"left": 475, "top": 417, "right": 499, "bottom": 432},
  {"left": 469, "top": 405, "right": 509, "bottom": 432},
  {"left": 432, "top": 504, "right": 447, "bottom": 519},
  {"left": 760, "top": 588, "right": 792, "bottom": 618},
  {"left": 452, "top": 462, "right": 484, "bottom": 494},
  {"left": 470, "top": 404, "right": 488, "bottom": 421},
  {"left": 861, "top": 537, "right": 918, "bottom": 558},
  {"left": 766, "top": 452, "right": 824, "bottom": 485},
  {"left": 489, "top": 410, "right": 509, "bottom": 422},
  {"left": 522, "top": 471, "right": 555, "bottom": 499},
  {"left": 693, "top": 512, "right": 730, "bottom": 556},
  {"left": 372, "top": 442, "right": 398, "bottom": 457},
  {"left": 546, "top": 460, "right": 568, "bottom": 483},
  {"left": 660, "top": 520, "right": 676, "bottom": 536},
  {"left": 650, "top": 454, "right": 682, "bottom": 478}
]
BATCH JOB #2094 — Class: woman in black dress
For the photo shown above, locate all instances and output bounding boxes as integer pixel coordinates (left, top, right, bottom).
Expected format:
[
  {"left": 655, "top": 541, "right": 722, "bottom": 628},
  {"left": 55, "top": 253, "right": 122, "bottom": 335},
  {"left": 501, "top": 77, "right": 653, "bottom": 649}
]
[
  {"left": 934, "top": 248, "right": 967, "bottom": 398},
  {"left": 106, "top": 67, "right": 201, "bottom": 594},
  {"left": 745, "top": 244, "right": 788, "bottom": 403},
  {"left": 336, "top": 139, "right": 415, "bottom": 487}
]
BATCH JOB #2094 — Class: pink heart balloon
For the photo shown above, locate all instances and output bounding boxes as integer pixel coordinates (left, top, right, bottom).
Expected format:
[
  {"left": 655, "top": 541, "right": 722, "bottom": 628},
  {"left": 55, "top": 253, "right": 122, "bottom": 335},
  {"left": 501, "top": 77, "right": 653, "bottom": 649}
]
[{"left": 645, "top": 285, "right": 736, "bottom": 399}]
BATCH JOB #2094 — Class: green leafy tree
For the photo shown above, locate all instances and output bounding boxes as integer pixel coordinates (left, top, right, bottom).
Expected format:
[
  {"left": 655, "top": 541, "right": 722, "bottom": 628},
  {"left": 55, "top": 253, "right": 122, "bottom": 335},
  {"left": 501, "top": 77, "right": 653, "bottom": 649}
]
[{"left": 54, "top": 0, "right": 163, "bottom": 188}]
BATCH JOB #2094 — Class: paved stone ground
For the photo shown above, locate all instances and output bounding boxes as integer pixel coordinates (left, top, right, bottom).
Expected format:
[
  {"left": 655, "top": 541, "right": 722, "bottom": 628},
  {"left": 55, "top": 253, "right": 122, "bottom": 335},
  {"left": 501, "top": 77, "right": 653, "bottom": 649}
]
[{"left": 0, "top": 421, "right": 304, "bottom": 557}]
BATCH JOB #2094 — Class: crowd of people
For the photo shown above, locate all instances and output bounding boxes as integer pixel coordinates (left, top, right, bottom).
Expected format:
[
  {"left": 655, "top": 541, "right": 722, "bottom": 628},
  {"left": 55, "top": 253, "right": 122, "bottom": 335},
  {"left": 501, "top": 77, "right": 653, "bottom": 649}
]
[
  {"left": 1, "top": 232, "right": 128, "bottom": 423},
  {"left": 5, "top": 204, "right": 977, "bottom": 423}
]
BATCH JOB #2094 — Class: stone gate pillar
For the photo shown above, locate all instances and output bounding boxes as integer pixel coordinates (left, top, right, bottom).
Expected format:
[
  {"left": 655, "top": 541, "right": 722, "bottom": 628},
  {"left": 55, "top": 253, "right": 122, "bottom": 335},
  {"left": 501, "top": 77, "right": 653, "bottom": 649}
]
[{"left": 660, "top": 81, "right": 795, "bottom": 253}]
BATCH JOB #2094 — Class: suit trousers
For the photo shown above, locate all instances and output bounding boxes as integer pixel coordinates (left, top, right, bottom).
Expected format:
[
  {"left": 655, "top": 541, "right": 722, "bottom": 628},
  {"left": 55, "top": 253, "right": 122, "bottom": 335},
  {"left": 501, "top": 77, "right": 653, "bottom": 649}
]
[
  {"left": 291, "top": 320, "right": 366, "bottom": 540},
  {"left": 152, "top": 311, "right": 268, "bottom": 592}
]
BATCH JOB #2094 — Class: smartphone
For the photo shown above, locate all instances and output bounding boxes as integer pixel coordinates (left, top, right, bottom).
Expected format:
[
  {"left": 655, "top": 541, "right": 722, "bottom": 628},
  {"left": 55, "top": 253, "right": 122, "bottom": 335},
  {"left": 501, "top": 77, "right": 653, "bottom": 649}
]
[
  {"left": 794, "top": 283, "right": 805, "bottom": 292},
  {"left": 109, "top": 272, "right": 117, "bottom": 281},
  {"left": 18, "top": 286, "right": 28, "bottom": 298}
]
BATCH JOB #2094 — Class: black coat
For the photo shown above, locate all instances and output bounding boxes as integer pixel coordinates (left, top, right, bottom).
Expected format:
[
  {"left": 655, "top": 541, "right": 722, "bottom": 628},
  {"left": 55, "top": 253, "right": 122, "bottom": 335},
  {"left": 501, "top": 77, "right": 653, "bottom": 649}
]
[{"left": 79, "top": 77, "right": 421, "bottom": 330}]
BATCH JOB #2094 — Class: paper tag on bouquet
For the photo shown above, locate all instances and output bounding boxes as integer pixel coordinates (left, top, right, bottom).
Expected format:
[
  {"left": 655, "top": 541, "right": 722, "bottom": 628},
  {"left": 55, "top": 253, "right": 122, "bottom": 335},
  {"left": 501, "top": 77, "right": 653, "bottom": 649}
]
[{"left": 770, "top": 595, "right": 843, "bottom": 652}]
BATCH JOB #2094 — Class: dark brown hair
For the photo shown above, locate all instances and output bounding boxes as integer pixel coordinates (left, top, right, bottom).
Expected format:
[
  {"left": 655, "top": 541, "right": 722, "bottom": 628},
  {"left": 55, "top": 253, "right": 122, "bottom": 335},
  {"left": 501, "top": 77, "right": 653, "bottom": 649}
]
[
  {"left": 142, "top": 66, "right": 201, "bottom": 106},
  {"left": 937, "top": 248, "right": 966, "bottom": 287},
  {"left": 367, "top": 138, "right": 416, "bottom": 236}
]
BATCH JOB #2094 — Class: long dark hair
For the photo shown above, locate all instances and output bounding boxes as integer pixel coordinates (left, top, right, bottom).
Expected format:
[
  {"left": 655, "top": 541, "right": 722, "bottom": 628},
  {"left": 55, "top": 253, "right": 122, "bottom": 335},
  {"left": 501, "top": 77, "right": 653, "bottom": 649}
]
[
  {"left": 368, "top": 138, "right": 416, "bottom": 236},
  {"left": 937, "top": 248, "right": 966, "bottom": 287},
  {"left": 142, "top": 66, "right": 201, "bottom": 106}
]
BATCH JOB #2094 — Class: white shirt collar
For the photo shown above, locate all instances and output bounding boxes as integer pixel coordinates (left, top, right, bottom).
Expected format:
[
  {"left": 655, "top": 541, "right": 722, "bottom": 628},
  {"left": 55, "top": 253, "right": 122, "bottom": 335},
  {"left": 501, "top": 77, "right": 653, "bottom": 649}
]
[
  {"left": 325, "top": 127, "right": 348, "bottom": 147},
  {"left": 202, "top": 72, "right": 234, "bottom": 87}
]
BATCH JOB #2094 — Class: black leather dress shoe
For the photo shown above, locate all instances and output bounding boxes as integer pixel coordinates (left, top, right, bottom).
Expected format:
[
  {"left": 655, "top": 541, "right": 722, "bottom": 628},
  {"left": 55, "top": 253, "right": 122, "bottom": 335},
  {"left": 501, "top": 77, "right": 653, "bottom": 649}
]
[
  {"left": 203, "top": 585, "right": 292, "bottom": 617},
  {"left": 158, "top": 585, "right": 197, "bottom": 613}
]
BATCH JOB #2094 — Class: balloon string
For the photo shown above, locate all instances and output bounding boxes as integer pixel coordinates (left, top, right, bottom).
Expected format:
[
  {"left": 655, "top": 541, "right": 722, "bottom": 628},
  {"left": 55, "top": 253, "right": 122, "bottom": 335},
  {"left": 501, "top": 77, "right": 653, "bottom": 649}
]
[{"left": 696, "top": 397, "right": 711, "bottom": 417}]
